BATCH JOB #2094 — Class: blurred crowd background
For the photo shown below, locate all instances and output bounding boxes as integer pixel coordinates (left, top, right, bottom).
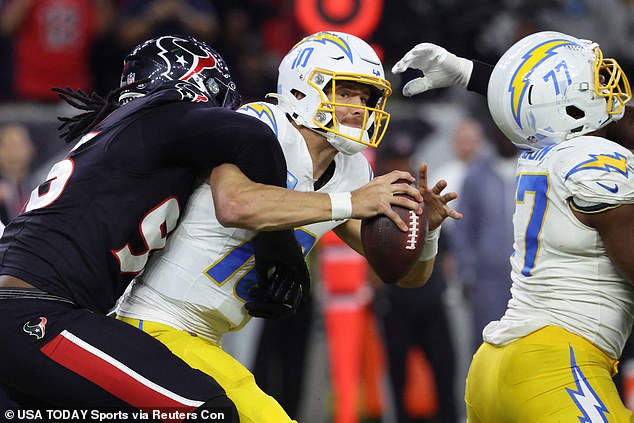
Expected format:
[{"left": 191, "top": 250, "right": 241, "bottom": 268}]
[{"left": 2, "top": 1, "right": 634, "bottom": 422}]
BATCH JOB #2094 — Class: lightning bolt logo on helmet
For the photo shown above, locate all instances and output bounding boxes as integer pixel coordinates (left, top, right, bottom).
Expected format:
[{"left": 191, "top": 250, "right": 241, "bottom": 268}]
[
  {"left": 509, "top": 39, "right": 576, "bottom": 128},
  {"left": 488, "top": 31, "right": 632, "bottom": 151},
  {"left": 293, "top": 31, "right": 354, "bottom": 63}
]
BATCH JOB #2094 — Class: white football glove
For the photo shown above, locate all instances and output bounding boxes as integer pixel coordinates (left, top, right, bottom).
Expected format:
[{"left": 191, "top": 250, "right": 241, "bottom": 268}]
[{"left": 391, "top": 43, "right": 474, "bottom": 97}]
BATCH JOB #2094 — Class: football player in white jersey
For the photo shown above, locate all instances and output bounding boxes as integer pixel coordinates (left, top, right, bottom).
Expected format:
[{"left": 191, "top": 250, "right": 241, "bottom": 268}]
[
  {"left": 116, "top": 31, "right": 462, "bottom": 422},
  {"left": 393, "top": 31, "right": 634, "bottom": 421}
]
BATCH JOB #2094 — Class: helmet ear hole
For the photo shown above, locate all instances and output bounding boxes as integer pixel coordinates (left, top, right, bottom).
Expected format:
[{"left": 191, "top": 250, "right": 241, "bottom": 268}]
[
  {"left": 290, "top": 89, "right": 305, "bottom": 100},
  {"left": 566, "top": 105, "right": 585, "bottom": 120}
]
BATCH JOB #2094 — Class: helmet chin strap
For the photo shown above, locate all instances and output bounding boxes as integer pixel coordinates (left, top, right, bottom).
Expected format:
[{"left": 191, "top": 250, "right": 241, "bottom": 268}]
[{"left": 325, "top": 125, "right": 368, "bottom": 155}]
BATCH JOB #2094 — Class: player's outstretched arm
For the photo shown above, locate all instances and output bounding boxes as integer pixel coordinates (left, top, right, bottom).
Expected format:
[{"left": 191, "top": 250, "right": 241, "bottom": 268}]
[
  {"left": 209, "top": 164, "right": 423, "bottom": 232},
  {"left": 392, "top": 42, "right": 492, "bottom": 97}
]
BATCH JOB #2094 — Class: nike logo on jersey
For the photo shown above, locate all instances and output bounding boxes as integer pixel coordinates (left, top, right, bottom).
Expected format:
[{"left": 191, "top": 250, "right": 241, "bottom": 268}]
[{"left": 596, "top": 182, "right": 619, "bottom": 193}]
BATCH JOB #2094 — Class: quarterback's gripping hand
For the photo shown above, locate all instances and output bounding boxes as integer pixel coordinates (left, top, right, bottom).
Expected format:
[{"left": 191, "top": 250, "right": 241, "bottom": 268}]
[
  {"left": 391, "top": 43, "right": 473, "bottom": 97},
  {"left": 245, "top": 264, "right": 305, "bottom": 319}
]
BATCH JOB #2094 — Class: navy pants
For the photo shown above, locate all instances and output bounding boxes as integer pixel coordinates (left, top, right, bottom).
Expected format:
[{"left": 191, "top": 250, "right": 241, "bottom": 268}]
[{"left": 0, "top": 292, "right": 236, "bottom": 422}]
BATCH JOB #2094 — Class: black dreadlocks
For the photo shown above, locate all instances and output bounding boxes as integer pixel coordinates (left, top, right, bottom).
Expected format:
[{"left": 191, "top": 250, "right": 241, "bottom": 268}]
[
  {"left": 52, "top": 79, "right": 152, "bottom": 144},
  {"left": 52, "top": 86, "right": 125, "bottom": 144}
]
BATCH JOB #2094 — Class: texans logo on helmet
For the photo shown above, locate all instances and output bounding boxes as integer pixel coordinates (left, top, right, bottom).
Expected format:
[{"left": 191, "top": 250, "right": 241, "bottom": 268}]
[
  {"left": 23, "top": 317, "right": 47, "bottom": 340},
  {"left": 174, "top": 82, "right": 209, "bottom": 103},
  {"left": 155, "top": 36, "right": 225, "bottom": 83}
]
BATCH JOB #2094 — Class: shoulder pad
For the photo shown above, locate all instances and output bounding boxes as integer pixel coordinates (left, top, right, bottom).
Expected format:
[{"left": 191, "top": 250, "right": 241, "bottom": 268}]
[
  {"left": 558, "top": 137, "right": 634, "bottom": 205},
  {"left": 237, "top": 102, "right": 286, "bottom": 138}
]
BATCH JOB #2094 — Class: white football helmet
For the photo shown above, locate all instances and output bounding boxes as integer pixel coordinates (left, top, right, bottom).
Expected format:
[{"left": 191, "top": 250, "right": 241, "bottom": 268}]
[
  {"left": 274, "top": 31, "right": 392, "bottom": 155},
  {"left": 488, "top": 31, "right": 631, "bottom": 151}
]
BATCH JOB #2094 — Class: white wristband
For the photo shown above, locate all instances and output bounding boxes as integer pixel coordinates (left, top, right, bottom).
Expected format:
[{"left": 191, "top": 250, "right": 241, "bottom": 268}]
[
  {"left": 419, "top": 226, "right": 441, "bottom": 262},
  {"left": 328, "top": 192, "right": 352, "bottom": 221}
]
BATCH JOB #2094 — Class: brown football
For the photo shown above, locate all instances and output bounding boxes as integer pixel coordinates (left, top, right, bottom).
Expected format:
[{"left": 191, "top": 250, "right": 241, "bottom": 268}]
[{"left": 361, "top": 197, "right": 427, "bottom": 285}]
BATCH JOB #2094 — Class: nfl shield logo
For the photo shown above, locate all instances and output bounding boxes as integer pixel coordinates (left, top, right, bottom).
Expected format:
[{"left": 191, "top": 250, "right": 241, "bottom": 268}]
[{"left": 126, "top": 72, "right": 135, "bottom": 85}]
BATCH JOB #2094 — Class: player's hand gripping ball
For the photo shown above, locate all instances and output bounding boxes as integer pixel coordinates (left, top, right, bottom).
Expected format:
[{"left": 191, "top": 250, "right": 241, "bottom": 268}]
[{"left": 361, "top": 181, "right": 427, "bottom": 284}]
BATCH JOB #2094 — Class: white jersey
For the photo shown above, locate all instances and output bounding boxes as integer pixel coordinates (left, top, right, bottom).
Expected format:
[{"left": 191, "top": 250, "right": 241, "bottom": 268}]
[
  {"left": 116, "top": 102, "right": 372, "bottom": 344},
  {"left": 483, "top": 136, "right": 634, "bottom": 358}
]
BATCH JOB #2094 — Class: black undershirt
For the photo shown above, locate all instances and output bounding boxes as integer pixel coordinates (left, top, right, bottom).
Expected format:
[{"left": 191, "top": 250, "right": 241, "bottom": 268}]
[{"left": 314, "top": 160, "right": 336, "bottom": 191}]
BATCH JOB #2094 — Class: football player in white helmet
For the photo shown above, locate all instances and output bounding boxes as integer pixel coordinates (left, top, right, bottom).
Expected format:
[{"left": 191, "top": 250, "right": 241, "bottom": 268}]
[
  {"left": 116, "top": 31, "right": 462, "bottom": 422},
  {"left": 394, "top": 31, "right": 634, "bottom": 421},
  {"left": 272, "top": 31, "right": 391, "bottom": 155}
]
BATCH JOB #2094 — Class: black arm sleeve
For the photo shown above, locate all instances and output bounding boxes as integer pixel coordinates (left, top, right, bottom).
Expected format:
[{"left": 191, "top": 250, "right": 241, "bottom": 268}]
[
  {"left": 179, "top": 107, "right": 287, "bottom": 187},
  {"left": 129, "top": 103, "right": 288, "bottom": 187},
  {"left": 466, "top": 60, "right": 494, "bottom": 98}
]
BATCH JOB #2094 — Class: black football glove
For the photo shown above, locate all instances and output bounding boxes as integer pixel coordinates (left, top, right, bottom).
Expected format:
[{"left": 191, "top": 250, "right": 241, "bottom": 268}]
[
  {"left": 245, "top": 230, "right": 310, "bottom": 319},
  {"left": 245, "top": 264, "right": 305, "bottom": 318}
]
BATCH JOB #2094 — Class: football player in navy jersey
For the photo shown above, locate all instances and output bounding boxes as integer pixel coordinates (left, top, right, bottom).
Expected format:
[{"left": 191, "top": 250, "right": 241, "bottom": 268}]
[
  {"left": 114, "top": 31, "right": 464, "bottom": 423},
  {"left": 0, "top": 35, "right": 421, "bottom": 419},
  {"left": 394, "top": 33, "right": 634, "bottom": 421}
]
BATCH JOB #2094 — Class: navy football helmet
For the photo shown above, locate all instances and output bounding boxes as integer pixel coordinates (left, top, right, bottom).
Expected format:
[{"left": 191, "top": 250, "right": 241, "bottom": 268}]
[{"left": 118, "top": 35, "right": 241, "bottom": 109}]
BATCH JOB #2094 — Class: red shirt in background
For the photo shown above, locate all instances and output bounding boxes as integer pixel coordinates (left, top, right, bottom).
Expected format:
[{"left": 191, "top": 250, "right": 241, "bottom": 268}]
[{"left": 13, "top": 0, "right": 97, "bottom": 101}]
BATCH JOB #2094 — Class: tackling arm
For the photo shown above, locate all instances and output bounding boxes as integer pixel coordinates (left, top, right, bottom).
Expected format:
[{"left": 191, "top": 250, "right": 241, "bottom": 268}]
[{"left": 209, "top": 164, "right": 423, "bottom": 232}]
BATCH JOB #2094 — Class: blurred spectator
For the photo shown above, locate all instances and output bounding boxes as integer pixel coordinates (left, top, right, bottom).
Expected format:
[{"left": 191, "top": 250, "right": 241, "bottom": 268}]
[
  {"left": 452, "top": 124, "right": 518, "bottom": 353},
  {"left": 428, "top": 118, "right": 485, "bottom": 195},
  {"left": 0, "top": 0, "right": 13, "bottom": 100},
  {"left": 416, "top": 116, "right": 486, "bottom": 421},
  {"left": 535, "top": 0, "right": 628, "bottom": 58},
  {"left": 474, "top": 1, "right": 540, "bottom": 64},
  {"left": 476, "top": 0, "right": 627, "bottom": 66},
  {"left": 373, "top": 119, "right": 458, "bottom": 423},
  {"left": 229, "top": 0, "right": 303, "bottom": 62},
  {"left": 0, "top": 0, "right": 110, "bottom": 102},
  {"left": 89, "top": 0, "right": 126, "bottom": 98},
  {"left": 427, "top": 117, "right": 485, "bottom": 243},
  {"left": 0, "top": 123, "right": 36, "bottom": 223},
  {"left": 116, "top": 0, "right": 219, "bottom": 48},
  {"left": 213, "top": 6, "right": 277, "bottom": 103},
  {"left": 377, "top": 0, "right": 499, "bottom": 98}
]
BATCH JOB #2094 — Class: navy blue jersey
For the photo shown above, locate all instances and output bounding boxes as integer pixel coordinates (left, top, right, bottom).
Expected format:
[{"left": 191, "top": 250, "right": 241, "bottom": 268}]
[{"left": 0, "top": 84, "right": 286, "bottom": 314}]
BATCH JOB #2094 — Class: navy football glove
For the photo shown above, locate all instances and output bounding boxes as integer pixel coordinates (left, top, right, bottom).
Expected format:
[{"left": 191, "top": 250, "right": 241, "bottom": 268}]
[{"left": 246, "top": 230, "right": 310, "bottom": 319}]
